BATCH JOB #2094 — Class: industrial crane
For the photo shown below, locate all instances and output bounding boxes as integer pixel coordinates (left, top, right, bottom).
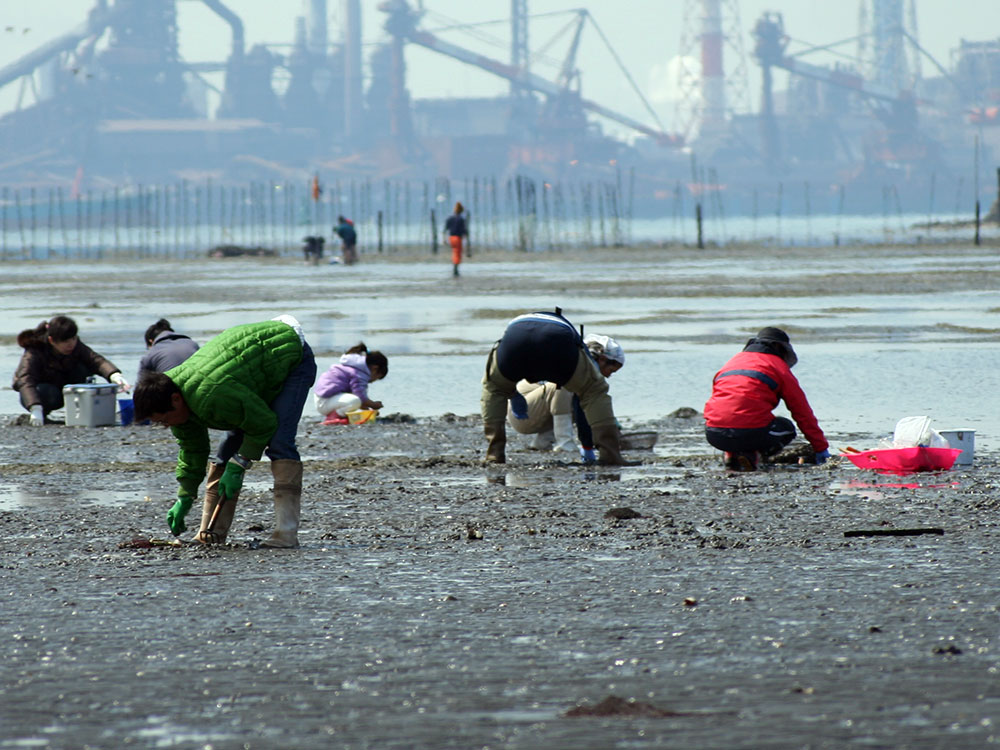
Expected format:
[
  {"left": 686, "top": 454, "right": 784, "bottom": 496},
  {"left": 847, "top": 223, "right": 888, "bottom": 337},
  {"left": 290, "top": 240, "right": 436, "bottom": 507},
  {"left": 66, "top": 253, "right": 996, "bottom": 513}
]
[
  {"left": 378, "top": 0, "right": 682, "bottom": 147},
  {"left": 752, "top": 11, "right": 930, "bottom": 169}
]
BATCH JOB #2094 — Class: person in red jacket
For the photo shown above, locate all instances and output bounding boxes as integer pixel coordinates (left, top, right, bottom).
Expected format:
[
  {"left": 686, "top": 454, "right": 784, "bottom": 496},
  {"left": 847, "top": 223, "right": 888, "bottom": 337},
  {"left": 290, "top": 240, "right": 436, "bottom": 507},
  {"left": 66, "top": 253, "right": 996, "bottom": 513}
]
[{"left": 704, "top": 327, "right": 830, "bottom": 471}]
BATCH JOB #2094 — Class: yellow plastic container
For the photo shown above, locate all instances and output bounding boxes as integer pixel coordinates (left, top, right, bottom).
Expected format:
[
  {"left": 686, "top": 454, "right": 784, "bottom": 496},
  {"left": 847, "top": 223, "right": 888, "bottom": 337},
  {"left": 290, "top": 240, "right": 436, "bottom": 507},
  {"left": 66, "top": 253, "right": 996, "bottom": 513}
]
[{"left": 346, "top": 408, "right": 377, "bottom": 425}]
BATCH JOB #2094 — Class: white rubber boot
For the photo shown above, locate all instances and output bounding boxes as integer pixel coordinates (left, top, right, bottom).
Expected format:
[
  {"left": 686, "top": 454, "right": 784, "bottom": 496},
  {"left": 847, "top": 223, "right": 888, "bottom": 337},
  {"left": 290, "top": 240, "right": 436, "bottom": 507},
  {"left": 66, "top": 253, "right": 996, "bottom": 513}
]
[
  {"left": 529, "top": 429, "right": 555, "bottom": 450},
  {"left": 551, "top": 413, "right": 577, "bottom": 452}
]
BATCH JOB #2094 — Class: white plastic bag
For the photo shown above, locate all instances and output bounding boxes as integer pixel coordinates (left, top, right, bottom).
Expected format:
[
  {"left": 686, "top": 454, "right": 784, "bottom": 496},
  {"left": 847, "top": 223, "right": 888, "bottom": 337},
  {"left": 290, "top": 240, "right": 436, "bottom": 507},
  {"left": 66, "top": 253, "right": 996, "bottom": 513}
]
[{"left": 892, "top": 416, "right": 949, "bottom": 448}]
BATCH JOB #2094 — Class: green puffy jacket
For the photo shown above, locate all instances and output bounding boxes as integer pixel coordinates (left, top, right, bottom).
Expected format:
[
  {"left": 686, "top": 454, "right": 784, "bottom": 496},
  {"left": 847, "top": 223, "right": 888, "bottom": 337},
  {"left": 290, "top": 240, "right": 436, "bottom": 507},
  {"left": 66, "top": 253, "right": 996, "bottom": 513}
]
[{"left": 166, "top": 320, "right": 303, "bottom": 497}]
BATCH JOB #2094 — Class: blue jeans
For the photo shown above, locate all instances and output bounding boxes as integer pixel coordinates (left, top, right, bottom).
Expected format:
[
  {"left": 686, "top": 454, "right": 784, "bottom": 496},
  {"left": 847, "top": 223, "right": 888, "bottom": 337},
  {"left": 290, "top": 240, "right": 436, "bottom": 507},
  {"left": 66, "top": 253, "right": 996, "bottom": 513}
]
[{"left": 216, "top": 342, "right": 317, "bottom": 463}]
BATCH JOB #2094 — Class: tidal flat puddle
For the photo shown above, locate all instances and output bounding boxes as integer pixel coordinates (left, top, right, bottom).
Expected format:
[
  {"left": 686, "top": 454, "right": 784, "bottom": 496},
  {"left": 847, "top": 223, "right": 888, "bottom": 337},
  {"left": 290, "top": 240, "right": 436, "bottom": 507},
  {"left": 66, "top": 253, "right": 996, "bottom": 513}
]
[{"left": 0, "top": 485, "right": 147, "bottom": 510}]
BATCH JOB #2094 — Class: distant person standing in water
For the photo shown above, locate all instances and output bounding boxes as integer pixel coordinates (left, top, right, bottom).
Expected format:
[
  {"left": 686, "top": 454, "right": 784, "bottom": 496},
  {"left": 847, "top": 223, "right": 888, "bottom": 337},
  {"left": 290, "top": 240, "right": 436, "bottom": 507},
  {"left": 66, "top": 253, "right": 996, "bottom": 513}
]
[
  {"left": 334, "top": 215, "right": 357, "bottom": 266},
  {"left": 444, "top": 202, "right": 468, "bottom": 277}
]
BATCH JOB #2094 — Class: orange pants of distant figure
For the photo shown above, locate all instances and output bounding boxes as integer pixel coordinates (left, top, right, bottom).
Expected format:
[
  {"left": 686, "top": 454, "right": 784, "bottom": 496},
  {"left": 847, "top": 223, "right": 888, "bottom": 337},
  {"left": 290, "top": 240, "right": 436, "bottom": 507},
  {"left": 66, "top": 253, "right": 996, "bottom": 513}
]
[{"left": 449, "top": 235, "right": 463, "bottom": 266}]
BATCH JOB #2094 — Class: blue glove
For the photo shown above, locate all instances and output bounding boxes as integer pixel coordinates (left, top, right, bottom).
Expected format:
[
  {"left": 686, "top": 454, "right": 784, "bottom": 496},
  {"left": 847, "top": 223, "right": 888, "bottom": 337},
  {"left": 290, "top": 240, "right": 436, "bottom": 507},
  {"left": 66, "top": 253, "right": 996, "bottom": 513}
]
[
  {"left": 509, "top": 391, "right": 528, "bottom": 420},
  {"left": 167, "top": 493, "right": 194, "bottom": 536},
  {"left": 814, "top": 449, "right": 831, "bottom": 465},
  {"left": 580, "top": 447, "right": 597, "bottom": 464}
]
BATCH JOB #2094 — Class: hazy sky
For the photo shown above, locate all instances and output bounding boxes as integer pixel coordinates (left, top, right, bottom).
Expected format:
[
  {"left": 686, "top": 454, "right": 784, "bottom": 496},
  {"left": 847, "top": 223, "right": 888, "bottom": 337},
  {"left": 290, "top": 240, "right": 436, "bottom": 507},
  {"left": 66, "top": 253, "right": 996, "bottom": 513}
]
[{"left": 0, "top": 0, "right": 993, "bottom": 136}]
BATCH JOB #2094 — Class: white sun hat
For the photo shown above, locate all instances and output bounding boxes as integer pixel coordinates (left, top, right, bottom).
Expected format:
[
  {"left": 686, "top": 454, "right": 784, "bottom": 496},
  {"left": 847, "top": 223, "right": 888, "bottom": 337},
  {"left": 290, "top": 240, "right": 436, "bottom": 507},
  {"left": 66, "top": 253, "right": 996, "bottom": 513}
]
[{"left": 583, "top": 334, "right": 625, "bottom": 366}]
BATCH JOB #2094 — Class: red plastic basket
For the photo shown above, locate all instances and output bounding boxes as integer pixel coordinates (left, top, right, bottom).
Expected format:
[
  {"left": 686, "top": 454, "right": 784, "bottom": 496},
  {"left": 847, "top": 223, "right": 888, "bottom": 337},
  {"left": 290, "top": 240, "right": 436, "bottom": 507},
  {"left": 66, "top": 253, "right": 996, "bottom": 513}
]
[{"left": 842, "top": 447, "right": 963, "bottom": 475}]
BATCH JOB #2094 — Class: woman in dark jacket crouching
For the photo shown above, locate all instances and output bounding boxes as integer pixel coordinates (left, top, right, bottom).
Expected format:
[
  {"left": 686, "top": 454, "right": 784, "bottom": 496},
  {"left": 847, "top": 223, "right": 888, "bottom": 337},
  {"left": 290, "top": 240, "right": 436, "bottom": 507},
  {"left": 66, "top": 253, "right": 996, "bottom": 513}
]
[{"left": 12, "top": 315, "right": 127, "bottom": 426}]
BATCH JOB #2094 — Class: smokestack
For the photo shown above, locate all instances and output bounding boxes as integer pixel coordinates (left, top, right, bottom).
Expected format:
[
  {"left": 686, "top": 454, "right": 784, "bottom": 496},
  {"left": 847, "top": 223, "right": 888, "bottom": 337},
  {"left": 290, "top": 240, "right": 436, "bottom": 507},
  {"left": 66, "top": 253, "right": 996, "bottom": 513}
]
[
  {"left": 871, "top": 0, "right": 906, "bottom": 90},
  {"left": 343, "top": 0, "right": 362, "bottom": 139},
  {"left": 699, "top": 0, "right": 726, "bottom": 133},
  {"left": 307, "top": 0, "right": 328, "bottom": 57}
]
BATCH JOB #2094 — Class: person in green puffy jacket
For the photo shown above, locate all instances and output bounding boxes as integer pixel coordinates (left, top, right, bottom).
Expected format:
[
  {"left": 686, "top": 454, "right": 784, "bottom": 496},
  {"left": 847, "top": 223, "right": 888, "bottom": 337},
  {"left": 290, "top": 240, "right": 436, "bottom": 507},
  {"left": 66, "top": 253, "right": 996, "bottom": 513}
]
[{"left": 133, "top": 316, "right": 317, "bottom": 548}]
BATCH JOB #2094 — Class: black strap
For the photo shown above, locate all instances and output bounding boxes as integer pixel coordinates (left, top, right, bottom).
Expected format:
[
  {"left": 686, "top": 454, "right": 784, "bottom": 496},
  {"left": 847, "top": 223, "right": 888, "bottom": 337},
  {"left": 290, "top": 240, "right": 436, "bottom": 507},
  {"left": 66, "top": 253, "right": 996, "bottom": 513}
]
[{"left": 714, "top": 368, "right": 778, "bottom": 391}]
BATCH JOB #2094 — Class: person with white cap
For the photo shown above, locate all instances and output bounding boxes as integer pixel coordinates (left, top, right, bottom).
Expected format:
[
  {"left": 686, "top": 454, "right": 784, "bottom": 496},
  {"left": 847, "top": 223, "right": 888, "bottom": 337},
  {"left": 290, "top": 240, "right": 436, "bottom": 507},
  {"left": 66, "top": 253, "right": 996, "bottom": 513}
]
[
  {"left": 704, "top": 326, "right": 829, "bottom": 471},
  {"left": 505, "top": 333, "right": 626, "bottom": 457},
  {"left": 482, "top": 309, "right": 627, "bottom": 465}
]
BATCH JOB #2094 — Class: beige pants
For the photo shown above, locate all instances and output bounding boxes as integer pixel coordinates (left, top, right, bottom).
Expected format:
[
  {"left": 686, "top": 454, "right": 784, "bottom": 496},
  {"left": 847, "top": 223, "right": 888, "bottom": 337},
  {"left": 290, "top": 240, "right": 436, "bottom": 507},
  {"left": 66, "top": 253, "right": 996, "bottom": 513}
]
[
  {"left": 506, "top": 381, "right": 572, "bottom": 434},
  {"left": 482, "top": 346, "right": 615, "bottom": 430}
]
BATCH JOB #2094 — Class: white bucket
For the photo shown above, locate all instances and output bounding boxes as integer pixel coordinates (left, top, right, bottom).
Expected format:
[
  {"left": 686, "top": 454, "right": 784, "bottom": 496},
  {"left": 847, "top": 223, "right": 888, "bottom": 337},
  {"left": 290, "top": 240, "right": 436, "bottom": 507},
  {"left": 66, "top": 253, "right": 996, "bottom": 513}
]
[{"left": 938, "top": 429, "right": 975, "bottom": 466}]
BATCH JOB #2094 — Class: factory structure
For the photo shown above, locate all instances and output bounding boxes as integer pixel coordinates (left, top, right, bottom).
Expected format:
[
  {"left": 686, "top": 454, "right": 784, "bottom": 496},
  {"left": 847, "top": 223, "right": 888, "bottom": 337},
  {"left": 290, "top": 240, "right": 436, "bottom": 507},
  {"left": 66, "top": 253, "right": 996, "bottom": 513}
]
[{"left": 0, "top": 0, "right": 997, "bottom": 216}]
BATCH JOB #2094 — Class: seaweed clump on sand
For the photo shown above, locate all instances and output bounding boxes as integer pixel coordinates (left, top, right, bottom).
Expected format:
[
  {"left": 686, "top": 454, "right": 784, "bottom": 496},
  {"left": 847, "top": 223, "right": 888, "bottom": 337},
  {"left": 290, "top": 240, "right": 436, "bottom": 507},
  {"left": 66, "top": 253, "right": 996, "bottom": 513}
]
[
  {"left": 564, "top": 695, "right": 688, "bottom": 718},
  {"left": 208, "top": 245, "right": 277, "bottom": 258}
]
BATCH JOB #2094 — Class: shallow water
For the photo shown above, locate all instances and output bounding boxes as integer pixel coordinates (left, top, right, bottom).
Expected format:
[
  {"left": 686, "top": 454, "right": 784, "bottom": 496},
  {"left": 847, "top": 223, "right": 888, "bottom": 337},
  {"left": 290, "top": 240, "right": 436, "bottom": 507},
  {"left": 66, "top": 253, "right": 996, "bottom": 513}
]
[{"left": 2, "top": 243, "right": 998, "bottom": 450}]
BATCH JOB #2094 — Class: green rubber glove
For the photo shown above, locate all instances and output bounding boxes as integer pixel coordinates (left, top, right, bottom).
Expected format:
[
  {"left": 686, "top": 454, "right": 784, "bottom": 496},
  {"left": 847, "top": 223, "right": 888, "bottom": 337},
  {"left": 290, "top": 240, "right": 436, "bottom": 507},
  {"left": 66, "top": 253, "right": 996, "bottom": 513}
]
[
  {"left": 218, "top": 461, "right": 246, "bottom": 503},
  {"left": 167, "top": 493, "right": 194, "bottom": 536}
]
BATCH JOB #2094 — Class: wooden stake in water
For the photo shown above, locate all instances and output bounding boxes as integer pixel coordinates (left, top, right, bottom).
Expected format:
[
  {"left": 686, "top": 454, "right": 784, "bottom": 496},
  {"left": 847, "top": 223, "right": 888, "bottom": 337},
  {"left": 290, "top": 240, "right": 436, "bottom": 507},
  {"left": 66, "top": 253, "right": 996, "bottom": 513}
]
[
  {"left": 627, "top": 167, "right": 634, "bottom": 246},
  {"left": 803, "top": 180, "right": 811, "bottom": 245},
  {"left": 47, "top": 188, "right": 54, "bottom": 257},
  {"left": 775, "top": 182, "right": 783, "bottom": 246},
  {"left": 975, "top": 201, "right": 981, "bottom": 246},
  {"left": 113, "top": 187, "right": 120, "bottom": 256},
  {"left": 30, "top": 187, "right": 37, "bottom": 258},
  {"left": 974, "top": 136, "right": 981, "bottom": 246},
  {"left": 430, "top": 208, "right": 437, "bottom": 254},
  {"left": 927, "top": 172, "right": 936, "bottom": 237},
  {"left": 835, "top": 184, "right": 845, "bottom": 246},
  {"left": 695, "top": 202, "right": 704, "bottom": 249},
  {"left": 1, "top": 186, "right": 7, "bottom": 260},
  {"left": 598, "top": 185, "right": 606, "bottom": 248},
  {"left": 15, "top": 189, "right": 26, "bottom": 259},
  {"left": 996, "top": 167, "right": 1000, "bottom": 218},
  {"left": 75, "top": 191, "right": 82, "bottom": 257},
  {"left": 710, "top": 167, "right": 726, "bottom": 244},
  {"left": 59, "top": 186, "right": 70, "bottom": 256},
  {"left": 99, "top": 190, "right": 107, "bottom": 260}
]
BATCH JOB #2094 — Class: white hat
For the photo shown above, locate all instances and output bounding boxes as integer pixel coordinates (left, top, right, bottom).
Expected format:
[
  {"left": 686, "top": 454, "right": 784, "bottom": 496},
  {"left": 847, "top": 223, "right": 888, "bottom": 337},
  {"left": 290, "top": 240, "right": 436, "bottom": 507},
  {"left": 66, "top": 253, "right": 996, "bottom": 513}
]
[{"left": 584, "top": 334, "right": 625, "bottom": 366}]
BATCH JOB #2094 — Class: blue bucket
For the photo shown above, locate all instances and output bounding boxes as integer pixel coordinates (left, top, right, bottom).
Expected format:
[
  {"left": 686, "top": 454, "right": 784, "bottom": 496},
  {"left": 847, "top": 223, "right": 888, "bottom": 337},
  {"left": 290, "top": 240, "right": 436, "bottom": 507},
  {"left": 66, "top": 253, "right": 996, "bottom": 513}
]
[{"left": 118, "top": 398, "right": 134, "bottom": 426}]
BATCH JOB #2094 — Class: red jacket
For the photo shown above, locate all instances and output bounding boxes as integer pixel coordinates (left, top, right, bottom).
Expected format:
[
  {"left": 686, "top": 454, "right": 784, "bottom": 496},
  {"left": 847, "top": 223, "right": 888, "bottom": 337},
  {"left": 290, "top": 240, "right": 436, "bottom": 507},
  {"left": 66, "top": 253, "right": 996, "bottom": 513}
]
[{"left": 704, "top": 351, "right": 828, "bottom": 451}]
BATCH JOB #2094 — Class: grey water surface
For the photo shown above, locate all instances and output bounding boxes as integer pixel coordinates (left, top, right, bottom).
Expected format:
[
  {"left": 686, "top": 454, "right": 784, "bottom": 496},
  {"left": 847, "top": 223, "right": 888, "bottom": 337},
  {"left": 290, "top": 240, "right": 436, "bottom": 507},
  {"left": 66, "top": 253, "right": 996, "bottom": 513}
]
[{"left": 2, "top": 243, "right": 996, "bottom": 447}]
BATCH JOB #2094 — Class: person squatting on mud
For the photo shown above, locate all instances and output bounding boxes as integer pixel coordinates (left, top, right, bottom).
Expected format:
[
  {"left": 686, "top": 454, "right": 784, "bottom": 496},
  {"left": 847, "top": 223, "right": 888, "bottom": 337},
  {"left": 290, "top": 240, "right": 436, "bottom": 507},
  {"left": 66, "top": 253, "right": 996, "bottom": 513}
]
[
  {"left": 314, "top": 342, "right": 387, "bottom": 424},
  {"left": 136, "top": 318, "right": 200, "bottom": 383},
  {"left": 703, "top": 326, "right": 830, "bottom": 472},
  {"left": 482, "top": 310, "right": 626, "bottom": 465},
  {"left": 506, "top": 333, "right": 626, "bottom": 460},
  {"left": 132, "top": 316, "right": 317, "bottom": 548},
  {"left": 13, "top": 315, "right": 130, "bottom": 426}
]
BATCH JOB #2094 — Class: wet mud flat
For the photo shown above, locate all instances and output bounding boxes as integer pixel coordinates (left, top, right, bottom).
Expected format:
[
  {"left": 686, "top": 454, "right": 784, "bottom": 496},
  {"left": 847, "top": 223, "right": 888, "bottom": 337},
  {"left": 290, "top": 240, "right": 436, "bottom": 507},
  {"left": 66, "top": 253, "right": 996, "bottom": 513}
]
[{"left": 1, "top": 413, "right": 997, "bottom": 748}]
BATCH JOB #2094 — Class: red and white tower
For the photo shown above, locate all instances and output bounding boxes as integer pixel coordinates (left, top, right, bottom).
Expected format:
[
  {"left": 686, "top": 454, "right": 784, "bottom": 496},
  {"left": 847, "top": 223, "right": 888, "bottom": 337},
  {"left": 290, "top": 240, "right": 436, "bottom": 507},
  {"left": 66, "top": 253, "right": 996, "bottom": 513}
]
[
  {"left": 675, "top": 0, "right": 751, "bottom": 140},
  {"left": 700, "top": 0, "right": 726, "bottom": 132}
]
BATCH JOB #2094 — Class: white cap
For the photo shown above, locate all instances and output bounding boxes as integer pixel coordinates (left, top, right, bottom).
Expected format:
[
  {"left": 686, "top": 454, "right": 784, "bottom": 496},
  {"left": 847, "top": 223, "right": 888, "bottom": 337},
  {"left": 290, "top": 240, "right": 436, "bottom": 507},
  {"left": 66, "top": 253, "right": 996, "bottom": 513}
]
[{"left": 584, "top": 334, "right": 625, "bottom": 366}]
